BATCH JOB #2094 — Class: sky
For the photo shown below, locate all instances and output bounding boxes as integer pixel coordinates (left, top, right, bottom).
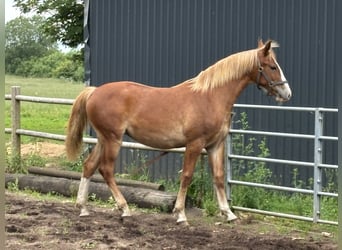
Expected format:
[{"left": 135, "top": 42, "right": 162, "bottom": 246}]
[
  {"left": 5, "top": 0, "right": 72, "bottom": 51},
  {"left": 5, "top": 0, "right": 21, "bottom": 23}
]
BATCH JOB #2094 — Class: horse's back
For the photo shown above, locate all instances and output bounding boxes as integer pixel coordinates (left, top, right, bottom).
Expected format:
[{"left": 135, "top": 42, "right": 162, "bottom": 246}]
[
  {"left": 88, "top": 81, "right": 191, "bottom": 111},
  {"left": 85, "top": 81, "right": 194, "bottom": 147}
]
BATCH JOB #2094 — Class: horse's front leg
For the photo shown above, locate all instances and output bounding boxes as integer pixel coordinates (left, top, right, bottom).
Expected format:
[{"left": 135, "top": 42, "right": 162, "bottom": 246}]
[
  {"left": 207, "top": 142, "right": 237, "bottom": 222},
  {"left": 173, "top": 143, "right": 203, "bottom": 224}
]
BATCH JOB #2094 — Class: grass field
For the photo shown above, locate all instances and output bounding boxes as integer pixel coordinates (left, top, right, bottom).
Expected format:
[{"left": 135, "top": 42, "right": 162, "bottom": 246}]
[{"left": 5, "top": 75, "right": 85, "bottom": 142}]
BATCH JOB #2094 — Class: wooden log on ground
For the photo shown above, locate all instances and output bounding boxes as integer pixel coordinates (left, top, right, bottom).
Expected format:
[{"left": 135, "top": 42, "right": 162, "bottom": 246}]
[
  {"left": 28, "top": 167, "right": 165, "bottom": 191},
  {"left": 5, "top": 174, "right": 176, "bottom": 212}
]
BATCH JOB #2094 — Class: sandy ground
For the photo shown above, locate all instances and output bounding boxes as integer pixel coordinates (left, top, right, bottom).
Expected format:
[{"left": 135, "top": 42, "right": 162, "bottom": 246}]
[
  {"left": 5, "top": 143, "right": 338, "bottom": 249},
  {"left": 5, "top": 191, "right": 337, "bottom": 250}
]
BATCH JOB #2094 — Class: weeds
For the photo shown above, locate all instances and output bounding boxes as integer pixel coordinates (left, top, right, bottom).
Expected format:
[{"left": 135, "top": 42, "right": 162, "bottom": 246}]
[
  {"left": 124, "top": 149, "right": 150, "bottom": 181},
  {"left": 230, "top": 112, "right": 273, "bottom": 210},
  {"left": 7, "top": 179, "right": 20, "bottom": 192},
  {"left": 60, "top": 155, "right": 84, "bottom": 172},
  {"left": 203, "top": 197, "right": 219, "bottom": 217},
  {"left": 6, "top": 151, "right": 47, "bottom": 173}
]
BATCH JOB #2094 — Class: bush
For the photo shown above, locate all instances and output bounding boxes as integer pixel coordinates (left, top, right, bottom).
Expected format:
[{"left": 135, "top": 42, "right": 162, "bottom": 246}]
[
  {"left": 14, "top": 50, "right": 84, "bottom": 82},
  {"left": 53, "top": 58, "right": 84, "bottom": 82}
]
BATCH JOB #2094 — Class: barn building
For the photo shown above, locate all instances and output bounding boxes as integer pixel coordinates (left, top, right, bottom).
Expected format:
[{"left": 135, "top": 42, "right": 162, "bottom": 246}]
[{"left": 83, "top": 0, "right": 341, "bottom": 185}]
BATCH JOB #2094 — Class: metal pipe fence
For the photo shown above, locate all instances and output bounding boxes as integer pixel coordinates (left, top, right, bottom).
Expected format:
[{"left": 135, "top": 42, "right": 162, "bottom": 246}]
[
  {"left": 226, "top": 104, "right": 338, "bottom": 225},
  {"left": 5, "top": 86, "right": 338, "bottom": 225}
]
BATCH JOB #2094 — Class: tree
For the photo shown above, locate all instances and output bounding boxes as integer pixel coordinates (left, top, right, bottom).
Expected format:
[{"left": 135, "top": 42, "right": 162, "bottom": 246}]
[
  {"left": 14, "top": 0, "right": 83, "bottom": 48},
  {"left": 5, "top": 15, "right": 57, "bottom": 74}
]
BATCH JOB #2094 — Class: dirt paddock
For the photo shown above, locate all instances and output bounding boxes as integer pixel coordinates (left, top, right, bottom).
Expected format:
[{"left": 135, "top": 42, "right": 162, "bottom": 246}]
[{"left": 5, "top": 191, "right": 337, "bottom": 250}]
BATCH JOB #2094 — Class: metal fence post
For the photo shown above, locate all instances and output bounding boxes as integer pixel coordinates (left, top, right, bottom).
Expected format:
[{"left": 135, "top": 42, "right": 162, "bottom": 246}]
[
  {"left": 313, "top": 108, "right": 323, "bottom": 223},
  {"left": 11, "top": 86, "right": 21, "bottom": 158}
]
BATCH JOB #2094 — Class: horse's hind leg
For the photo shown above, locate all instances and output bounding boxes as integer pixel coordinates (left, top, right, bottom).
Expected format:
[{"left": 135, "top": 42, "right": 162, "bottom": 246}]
[
  {"left": 76, "top": 144, "right": 101, "bottom": 216},
  {"left": 207, "top": 142, "right": 237, "bottom": 222},
  {"left": 98, "top": 139, "right": 130, "bottom": 218}
]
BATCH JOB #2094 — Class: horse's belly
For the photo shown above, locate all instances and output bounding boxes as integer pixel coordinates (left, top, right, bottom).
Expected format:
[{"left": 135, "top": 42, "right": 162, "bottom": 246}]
[{"left": 126, "top": 126, "right": 186, "bottom": 149}]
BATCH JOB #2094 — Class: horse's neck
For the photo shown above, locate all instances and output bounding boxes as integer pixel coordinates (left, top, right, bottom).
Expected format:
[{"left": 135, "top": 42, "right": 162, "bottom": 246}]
[
  {"left": 212, "top": 78, "right": 251, "bottom": 109},
  {"left": 175, "top": 77, "right": 250, "bottom": 112}
]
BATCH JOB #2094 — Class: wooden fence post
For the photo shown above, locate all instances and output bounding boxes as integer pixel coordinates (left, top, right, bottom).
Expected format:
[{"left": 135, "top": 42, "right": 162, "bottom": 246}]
[{"left": 11, "top": 86, "right": 21, "bottom": 159}]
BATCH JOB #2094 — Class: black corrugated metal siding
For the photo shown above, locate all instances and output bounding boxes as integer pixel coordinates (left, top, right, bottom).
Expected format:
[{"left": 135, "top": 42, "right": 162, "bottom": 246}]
[{"left": 85, "top": 0, "right": 340, "bottom": 183}]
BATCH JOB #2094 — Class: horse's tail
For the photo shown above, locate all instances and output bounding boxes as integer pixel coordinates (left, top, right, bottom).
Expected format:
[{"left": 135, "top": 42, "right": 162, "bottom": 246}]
[{"left": 65, "top": 87, "right": 96, "bottom": 161}]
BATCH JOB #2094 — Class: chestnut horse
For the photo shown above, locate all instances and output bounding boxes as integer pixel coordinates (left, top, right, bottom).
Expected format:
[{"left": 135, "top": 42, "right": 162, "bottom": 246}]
[{"left": 65, "top": 40, "right": 292, "bottom": 224}]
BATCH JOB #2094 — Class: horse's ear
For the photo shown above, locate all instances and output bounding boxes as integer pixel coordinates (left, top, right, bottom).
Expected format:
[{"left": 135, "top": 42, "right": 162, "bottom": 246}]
[
  {"left": 258, "top": 39, "right": 264, "bottom": 48},
  {"left": 262, "top": 40, "right": 272, "bottom": 56}
]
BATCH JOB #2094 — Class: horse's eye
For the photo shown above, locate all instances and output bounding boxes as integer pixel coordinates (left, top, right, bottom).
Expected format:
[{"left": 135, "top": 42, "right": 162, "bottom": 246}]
[{"left": 270, "top": 66, "right": 277, "bottom": 71}]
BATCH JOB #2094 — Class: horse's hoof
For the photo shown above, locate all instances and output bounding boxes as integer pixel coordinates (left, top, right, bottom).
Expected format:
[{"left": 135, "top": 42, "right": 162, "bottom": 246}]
[
  {"left": 227, "top": 214, "right": 238, "bottom": 222},
  {"left": 228, "top": 217, "right": 241, "bottom": 225},
  {"left": 119, "top": 209, "right": 131, "bottom": 221},
  {"left": 177, "top": 221, "right": 189, "bottom": 227},
  {"left": 119, "top": 214, "right": 133, "bottom": 224},
  {"left": 227, "top": 216, "right": 240, "bottom": 224},
  {"left": 224, "top": 210, "right": 238, "bottom": 221},
  {"left": 79, "top": 208, "right": 90, "bottom": 217},
  {"left": 176, "top": 219, "right": 189, "bottom": 226},
  {"left": 121, "top": 209, "right": 131, "bottom": 218}
]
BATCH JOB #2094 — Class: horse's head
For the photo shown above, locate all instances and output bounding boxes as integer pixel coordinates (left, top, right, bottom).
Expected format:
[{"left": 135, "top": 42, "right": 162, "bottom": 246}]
[{"left": 254, "top": 40, "right": 292, "bottom": 103}]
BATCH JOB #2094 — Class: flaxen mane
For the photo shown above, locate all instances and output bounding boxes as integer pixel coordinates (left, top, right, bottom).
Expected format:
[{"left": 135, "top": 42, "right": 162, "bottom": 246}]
[{"left": 190, "top": 49, "right": 259, "bottom": 92}]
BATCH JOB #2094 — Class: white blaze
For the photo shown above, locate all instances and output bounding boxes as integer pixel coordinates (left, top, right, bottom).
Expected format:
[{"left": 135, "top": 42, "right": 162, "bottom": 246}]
[{"left": 275, "top": 60, "right": 292, "bottom": 100}]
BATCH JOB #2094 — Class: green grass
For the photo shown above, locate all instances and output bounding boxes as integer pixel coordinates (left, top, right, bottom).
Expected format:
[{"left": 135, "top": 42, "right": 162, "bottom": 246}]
[
  {"left": 5, "top": 75, "right": 85, "bottom": 143},
  {"left": 5, "top": 75, "right": 84, "bottom": 98}
]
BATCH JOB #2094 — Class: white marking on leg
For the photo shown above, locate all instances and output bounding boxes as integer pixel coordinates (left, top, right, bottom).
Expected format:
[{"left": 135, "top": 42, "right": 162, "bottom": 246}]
[
  {"left": 176, "top": 209, "right": 188, "bottom": 224},
  {"left": 214, "top": 186, "right": 237, "bottom": 221},
  {"left": 173, "top": 189, "right": 188, "bottom": 224},
  {"left": 76, "top": 177, "right": 90, "bottom": 217},
  {"left": 173, "top": 207, "right": 188, "bottom": 224},
  {"left": 120, "top": 205, "right": 131, "bottom": 217},
  {"left": 226, "top": 209, "right": 238, "bottom": 221}
]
